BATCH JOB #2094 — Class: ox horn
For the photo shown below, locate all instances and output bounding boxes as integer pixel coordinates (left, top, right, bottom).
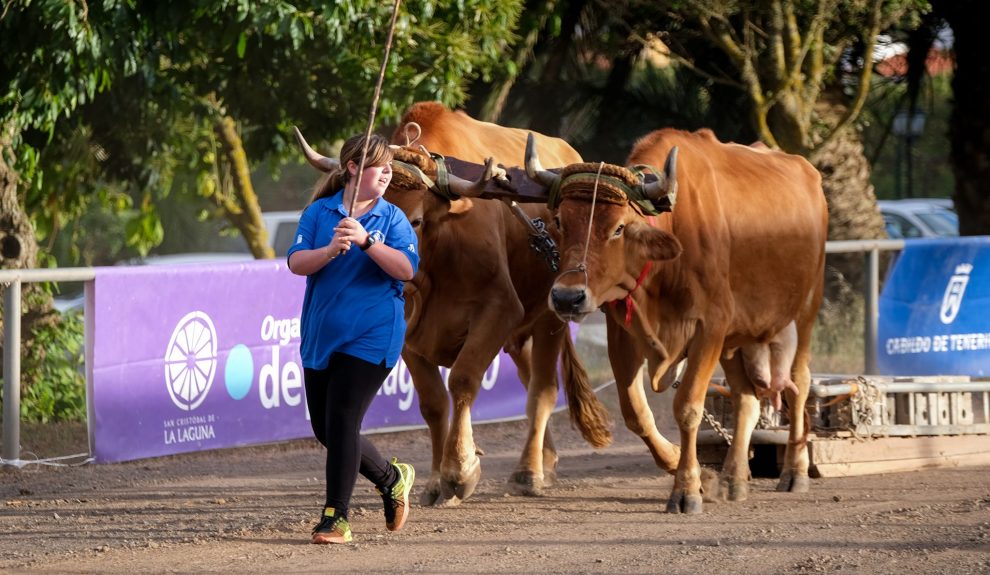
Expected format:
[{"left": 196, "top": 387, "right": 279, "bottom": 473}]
[
  {"left": 642, "top": 146, "right": 678, "bottom": 202},
  {"left": 292, "top": 126, "right": 340, "bottom": 172},
  {"left": 525, "top": 132, "right": 560, "bottom": 188},
  {"left": 403, "top": 122, "right": 422, "bottom": 147},
  {"left": 446, "top": 157, "right": 507, "bottom": 197}
]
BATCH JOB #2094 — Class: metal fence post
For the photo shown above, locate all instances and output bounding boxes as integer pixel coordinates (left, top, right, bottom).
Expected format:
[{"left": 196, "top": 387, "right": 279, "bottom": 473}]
[
  {"left": 2, "top": 279, "right": 22, "bottom": 466},
  {"left": 864, "top": 248, "right": 880, "bottom": 375}
]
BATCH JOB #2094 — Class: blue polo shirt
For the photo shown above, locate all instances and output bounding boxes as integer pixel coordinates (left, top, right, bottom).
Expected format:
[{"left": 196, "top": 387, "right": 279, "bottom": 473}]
[{"left": 287, "top": 191, "right": 419, "bottom": 370}]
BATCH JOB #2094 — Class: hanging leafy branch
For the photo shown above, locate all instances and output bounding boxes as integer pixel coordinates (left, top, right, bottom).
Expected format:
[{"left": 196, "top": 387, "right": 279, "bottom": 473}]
[{"left": 657, "top": 0, "right": 927, "bottom": 155}]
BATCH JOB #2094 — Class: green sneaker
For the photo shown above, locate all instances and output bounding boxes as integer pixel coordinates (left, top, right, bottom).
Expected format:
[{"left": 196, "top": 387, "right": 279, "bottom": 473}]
[
  {"left": 311, "top": 507, "right": 352, "bottom": 544},
  {"left": 378, "top": 457, "right": 415, "bottom": 531}
]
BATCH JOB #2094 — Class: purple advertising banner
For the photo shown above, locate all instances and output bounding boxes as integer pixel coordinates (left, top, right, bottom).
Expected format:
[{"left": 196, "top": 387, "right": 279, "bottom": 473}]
[{"left": 85, "top": 261, "right": 563, "bottom": 463}]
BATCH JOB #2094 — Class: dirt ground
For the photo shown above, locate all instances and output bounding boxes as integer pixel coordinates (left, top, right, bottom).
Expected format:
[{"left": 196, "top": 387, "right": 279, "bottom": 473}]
[{"left": 2, "top": 380, "right": 989, "bottom": 575}]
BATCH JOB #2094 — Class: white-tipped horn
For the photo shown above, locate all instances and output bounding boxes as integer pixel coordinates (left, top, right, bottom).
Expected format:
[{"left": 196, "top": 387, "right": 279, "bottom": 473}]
[
  {"left": 292, "top": 126, "right": 340, "bottom": 172},
  {"left": 447, "top": 157, "right": 505, "bottom": 197},
  {"left": 642, "top": 146, "right": 678, "bottom": 201},
  {"left": 525, "top": 133, "right": 560, "bottom": 188}
]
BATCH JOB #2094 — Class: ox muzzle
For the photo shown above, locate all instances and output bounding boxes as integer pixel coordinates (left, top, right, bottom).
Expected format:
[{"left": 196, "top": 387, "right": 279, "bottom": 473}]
[{"left": 549, "top": 283, "right": 596, "bottom": 322}]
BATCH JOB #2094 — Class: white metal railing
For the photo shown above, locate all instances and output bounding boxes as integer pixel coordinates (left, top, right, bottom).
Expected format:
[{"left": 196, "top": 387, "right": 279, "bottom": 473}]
[
  {"left": 1, "top": 268, "right": 95, "bottom": 466},
  {"left": 0, "top": 239, "right": 906, "bottom": 467},
  {"left": 825, "top": 238, "right": 906, "bottom": 374}
]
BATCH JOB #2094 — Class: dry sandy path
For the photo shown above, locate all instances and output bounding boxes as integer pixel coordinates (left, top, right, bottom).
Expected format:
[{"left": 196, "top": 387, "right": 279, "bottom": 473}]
[{"left": 2, "top": 384, "right": 989, "bottom": 575}]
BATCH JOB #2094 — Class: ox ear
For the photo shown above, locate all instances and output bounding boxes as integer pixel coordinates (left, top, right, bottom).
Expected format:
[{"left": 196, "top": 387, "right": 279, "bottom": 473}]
[
  {"left": 626, "top": 221, "right": 682, "bottom": 262},
  {"left": 448, "top": 197, "right": 474, "bottom": 214}
]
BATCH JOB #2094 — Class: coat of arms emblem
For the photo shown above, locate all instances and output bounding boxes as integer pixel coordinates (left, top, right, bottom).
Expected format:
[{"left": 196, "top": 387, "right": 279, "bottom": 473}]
[{"left": 940, "top": 263, "right": 972, "bottom": 324}]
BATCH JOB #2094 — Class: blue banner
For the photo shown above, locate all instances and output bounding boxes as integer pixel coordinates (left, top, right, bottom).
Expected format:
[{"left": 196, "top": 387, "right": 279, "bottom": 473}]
[{"left": 878, "top": 237, "right": 990, "bottom": 376}]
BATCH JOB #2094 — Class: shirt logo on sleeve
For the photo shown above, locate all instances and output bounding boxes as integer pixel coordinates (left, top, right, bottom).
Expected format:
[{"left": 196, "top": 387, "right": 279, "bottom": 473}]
[
  {"left": 407, "top": 243, "right": 416, "bottom": 254},
  {"left": 295, "top": 234, "right": 303, "bottom": 245}
]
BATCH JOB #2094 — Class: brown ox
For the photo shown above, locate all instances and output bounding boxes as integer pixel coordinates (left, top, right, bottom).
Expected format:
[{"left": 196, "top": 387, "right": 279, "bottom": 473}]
[
  {"left": 525, "top": 128, "right": 827, "bottom": 514},
  {"left": 295, "top": 101, "right": 613, "bottom": 507},
  {"left": 386, "top": 102, "right": 613, "bottom": 506}
]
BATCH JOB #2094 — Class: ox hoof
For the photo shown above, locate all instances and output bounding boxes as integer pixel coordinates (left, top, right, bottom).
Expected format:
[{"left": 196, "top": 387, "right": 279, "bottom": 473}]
[
  {"left": 700, "top": 467, "right": 720, "bottom": 503},
  {"left": 665, "top": 491, "right": 704, "bottom": 515},
  {"left": 508, "top": 470, "right": 545, "bottom": 497},
  {"left": 434, "top": 495, "right": 464, "bottom": 508},
  {"left": 543, "top": 448, "right": 559, "bottom": 484},
  {"left": 420, "top": 481, "right": 443, "bottom": 507},
  {"left": 719, "top": 476, "right": 749, "bottom": 502},
  {"left": 440, "top": 460, "right": 482, "bottom": 502},
  {"left": 776, "top": 471, "right": 810, "bottom": 493}
]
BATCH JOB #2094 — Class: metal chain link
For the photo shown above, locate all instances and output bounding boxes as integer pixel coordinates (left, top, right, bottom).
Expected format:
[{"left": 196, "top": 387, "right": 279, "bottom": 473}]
[
  {"left": 848, "top": 375, "right": 882, "bottom": 438},
  {"left": 527, "top": 217, "right": 560, "bottom": 271},
  {"left": 677, "top": 375, "right": 735, "bottom": 445},
  {"left": 702, "top": 409, "right": 734, "bottom": 445},
  {"left": 757, "top": 400, "right": 775, "bottom": 430}
]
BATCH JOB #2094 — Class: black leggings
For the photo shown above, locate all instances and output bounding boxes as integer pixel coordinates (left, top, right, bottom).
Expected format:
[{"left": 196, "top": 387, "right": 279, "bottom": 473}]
[{"left": 305, "top": 352, "right": 398, "bottom": 517}]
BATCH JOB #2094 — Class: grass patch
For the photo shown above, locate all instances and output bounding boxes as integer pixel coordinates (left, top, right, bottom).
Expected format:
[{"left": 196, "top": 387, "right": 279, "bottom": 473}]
[{"left": 811, "top": 293, "right": 865, "bottom": 375}]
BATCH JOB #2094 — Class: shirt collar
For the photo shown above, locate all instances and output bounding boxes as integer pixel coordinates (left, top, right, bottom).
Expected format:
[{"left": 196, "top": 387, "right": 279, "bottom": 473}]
[{"left": 329, "top": 188, "right": 386, "bottom": 219}]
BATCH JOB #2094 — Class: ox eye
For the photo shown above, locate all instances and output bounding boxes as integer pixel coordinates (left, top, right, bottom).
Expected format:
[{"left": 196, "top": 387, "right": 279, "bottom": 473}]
[
  {"left": 613, "top": 224, "right": 625, "bottom": 237},
  {"left": 553, "top": 215, "right": 561, "bottom": 230},
  {"left": 410, "top": 217, "right": 423, "bottom": 229}
]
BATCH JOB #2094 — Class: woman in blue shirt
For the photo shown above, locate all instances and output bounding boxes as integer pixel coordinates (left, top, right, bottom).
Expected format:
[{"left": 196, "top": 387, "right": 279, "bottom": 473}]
[{"left": 288, "top": 132, "right": 420, "bottom": 545}]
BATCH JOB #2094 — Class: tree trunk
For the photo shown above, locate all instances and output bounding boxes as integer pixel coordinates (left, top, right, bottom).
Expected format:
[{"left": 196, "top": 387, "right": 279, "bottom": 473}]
[
  {"left": 212, "top": 116, "right": 273, "bottom": 259},
  {"left": 939, "top": 1, "right": 990, "bottom": 235},
  {"left": 467, "top": 0, "right": 559, "bottom": 124},
  {"left": 1, "top": 131, "right": 58, "bottom": 383},
  {"left": 526, "top": 0, "right": 586, "bottom": 137},
  {"left": 809, "top": 95, "right": 888, "bottom": 300},
  {"left": 582, "top": 47, "right": 635, "bottom": 162},
  {"left": 0, "top": 143, "right": 38, "bottom": 272}
]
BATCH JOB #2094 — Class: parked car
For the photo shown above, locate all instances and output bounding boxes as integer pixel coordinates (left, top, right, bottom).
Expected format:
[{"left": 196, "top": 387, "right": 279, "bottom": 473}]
[
  {"left": 878, "top": 198, "right": 958, "bottom": 239},
  {"left": 53, "top": 293, "right": 85, "bottom": 314},
  {"left": 54, "top": 212, "right": 301, "bottom": 314},
  {"left": 262, "top": 210, "right": 302, "bottom": 257}
]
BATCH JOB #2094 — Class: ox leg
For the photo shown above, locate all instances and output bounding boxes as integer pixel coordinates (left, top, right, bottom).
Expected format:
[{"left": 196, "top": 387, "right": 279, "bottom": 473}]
[
  {"left": 435, "top": 288, "right": 523, "bottom": 506},
  {"left": 719, "top": 354, "right": 761, "bottom": 502},
  {"left": 509, "top": 335, "right": 534, "bottom": 397},
  {"left": 403, "top": 349, "right": 449, "bottom": 507},
  {"left": 607, "top": 320, "right": 681, "bottom": 475},
  {"left": 440, "top": 363, "right": 484, "bottom": 506},
  {"left": 777, "top": 340, "right": 813, "bottom": 493},
  {"left": 668, "top": 339, "right": 724, "bottom": 515},
  {"left": 505, "top": 335, "right": 557, "bottom": 472},
  {"left": 509, "top": 321, "right": 562, "bottom": 496}
]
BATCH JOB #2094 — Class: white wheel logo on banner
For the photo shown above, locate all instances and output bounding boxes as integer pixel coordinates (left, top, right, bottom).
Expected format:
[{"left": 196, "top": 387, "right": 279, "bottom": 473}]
[{"left": 164, "top": 311, "right": 218, "bottom": 411}]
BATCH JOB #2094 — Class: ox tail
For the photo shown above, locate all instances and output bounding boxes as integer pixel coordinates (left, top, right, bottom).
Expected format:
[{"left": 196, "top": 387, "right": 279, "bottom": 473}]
[{"left": 560, "top": 334, "right": 613, "bottom": 448}]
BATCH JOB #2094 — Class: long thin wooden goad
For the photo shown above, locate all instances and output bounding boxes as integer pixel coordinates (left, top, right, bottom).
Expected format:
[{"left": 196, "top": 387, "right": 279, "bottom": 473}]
[{"left": 349, "top": 0, "right": 403, "bottom": 216}]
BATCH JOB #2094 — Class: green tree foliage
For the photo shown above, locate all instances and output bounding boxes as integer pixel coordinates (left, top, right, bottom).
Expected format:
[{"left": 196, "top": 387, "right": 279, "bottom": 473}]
[
  {"left": 467, "top": 0, "right": 755, "bottom": 163},
  {"left": 3, "top": 312, "right": 87, "bottom": 423},
  {"left": 1, "top": 3, "right": 139, "bottom": 419},
  {"left": 3, "top": 1, "right": 522, "bottom": 266}
]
